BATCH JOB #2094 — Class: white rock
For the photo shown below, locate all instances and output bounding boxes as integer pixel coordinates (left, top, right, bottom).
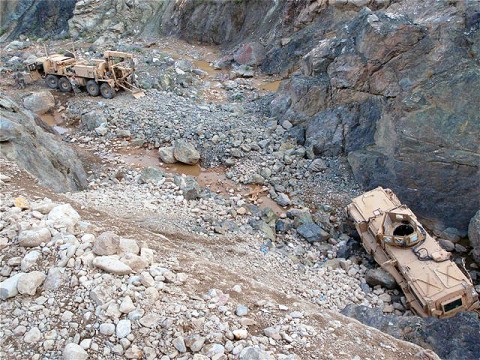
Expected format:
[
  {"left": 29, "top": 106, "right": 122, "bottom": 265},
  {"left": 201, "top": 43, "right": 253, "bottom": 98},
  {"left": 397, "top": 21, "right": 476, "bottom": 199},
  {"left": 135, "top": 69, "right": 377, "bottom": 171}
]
[
  {"left": 24, "top": 327, "right": 42, "bottom": 343},
  {"left": 120, "top": 296, "right": 135, "bottom": 313},
  {"left": 93, "top": 256, "right": 133, "bottom": 275},
  {"left": 140, "top": 272, "right": 155, "bottom": 287},
  {"left": 43, "top": 267, "right": 67, "bottom": 290},
  {"left": 47, "top": 204, "right": 81, "bottom": 231},
  {"left": 99, "top": 323, "right": 115, "bottom": 336},
  {"left": 32, "top": 200, "right": 58, "bottom": 214},
  {"left": 125, "top": 345, "right": 143, "bottom": 359},
  {"left": 116, "top": 319, "right": 131, "bottom": 338},
  {"left": 139, "top": 312, "right": 161, "bottom": 328},
  {"left": 18, "top": 228, "right": 51, "bottom": 247},
  {"left": 173, "top": 336, "right": 187, "bottom": 353},
  {"left": 120, "top": 253, "right": 148, "bottom": 272},
  {"left": 21, "top": 250, "right": 41, "bottom": 271},
  {"left": 105, "top": 302, "right": 121, "bottom": 319},
  {"left": 80, "top": 338, "right": 92, "bottom": 350},
  {"left": 61, "top": 310, "right": 74, "bottom": 322},
  {"left": 233, "top": 329, "right": 248, "bottom": 340},
  {"left": 90, "top": 285, "right": 114, "bottom": 306},
  {"left": 119, "top": 238, "right": 139, "bottom": 254},
  {"left": 239, "top": 346, "right": 272, "bottom": 360},
  {"left": 140, "top": 248, "right": 154, "bottom": 265},
  {"left": 0, "top": 272, "right": 25, "bottom": 300},
  {"left": 17, "top": 271, "right": 46, "bottom": 295},
  {"left": 63, "top": 342, "right": 89, "bottom": 360},
  {"left": 193, "top": 355, "right": 209, "bottom": 360},
  {"left": 0, "top": 237, "right": 8, "bottom": 249},
  {"left": 92, "top": 231, "right": 120, "bottom": 256}
]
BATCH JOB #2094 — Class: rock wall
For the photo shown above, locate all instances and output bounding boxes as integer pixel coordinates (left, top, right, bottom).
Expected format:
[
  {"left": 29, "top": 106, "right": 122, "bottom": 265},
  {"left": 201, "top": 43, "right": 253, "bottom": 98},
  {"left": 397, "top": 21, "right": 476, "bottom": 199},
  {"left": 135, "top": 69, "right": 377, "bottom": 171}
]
[
  {"left": 0, "top": 0, "right": 76, "bottom": 41},
  {"left": 0, "top": 94, "right": 87, "bottom": 192},
  {"left": 68, "top": 0, "right": 163, "bottom": 41},
  {"left": 66, "top": 0, "right": 286, "bottom": 48},
  {"left": 269, "top": 0, "right": 480, "bottom": 230},
  {"left": 342, "top": 305, "right": 480, "bottom": 360}
]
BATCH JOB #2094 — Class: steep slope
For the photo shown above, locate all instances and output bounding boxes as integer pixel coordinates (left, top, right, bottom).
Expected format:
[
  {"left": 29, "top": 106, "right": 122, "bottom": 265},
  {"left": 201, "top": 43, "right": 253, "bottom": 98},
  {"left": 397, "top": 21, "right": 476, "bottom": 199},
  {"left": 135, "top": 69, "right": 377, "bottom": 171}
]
[{"left": 0, "top": 94, "right": 87, "bottom": 192}]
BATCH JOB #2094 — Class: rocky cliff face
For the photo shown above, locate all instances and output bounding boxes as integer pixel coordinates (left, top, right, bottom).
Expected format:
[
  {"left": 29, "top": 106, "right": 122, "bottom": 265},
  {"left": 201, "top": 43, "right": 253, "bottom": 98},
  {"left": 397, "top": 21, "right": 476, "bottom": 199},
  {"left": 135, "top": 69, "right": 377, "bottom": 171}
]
[
  {"left": 0, "top": 94, "right": 87, "bottom": 192},
  {"left": 342, "top": 305, "right": 480, "bottom": 360},
  {"left": 0, "top": 0, "right": 76, "bottom": 41},
  {"left": 269, "top": 0, "right": 480, "bottom": 230}
]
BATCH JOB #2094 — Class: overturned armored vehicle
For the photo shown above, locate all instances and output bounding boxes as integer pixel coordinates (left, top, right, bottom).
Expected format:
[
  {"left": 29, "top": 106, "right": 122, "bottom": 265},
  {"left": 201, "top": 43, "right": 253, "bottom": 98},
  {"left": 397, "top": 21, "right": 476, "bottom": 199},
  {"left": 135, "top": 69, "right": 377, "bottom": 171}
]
[{"left": 347, "top": 187, "right": 479, "bottom": 318}]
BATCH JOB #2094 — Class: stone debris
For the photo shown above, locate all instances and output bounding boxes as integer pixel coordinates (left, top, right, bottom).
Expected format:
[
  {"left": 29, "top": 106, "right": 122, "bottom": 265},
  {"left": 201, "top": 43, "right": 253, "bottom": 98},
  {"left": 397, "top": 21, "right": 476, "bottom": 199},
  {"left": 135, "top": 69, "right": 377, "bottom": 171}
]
[{"left": 0, "top": 190, "right": 431, "bottom": 359}]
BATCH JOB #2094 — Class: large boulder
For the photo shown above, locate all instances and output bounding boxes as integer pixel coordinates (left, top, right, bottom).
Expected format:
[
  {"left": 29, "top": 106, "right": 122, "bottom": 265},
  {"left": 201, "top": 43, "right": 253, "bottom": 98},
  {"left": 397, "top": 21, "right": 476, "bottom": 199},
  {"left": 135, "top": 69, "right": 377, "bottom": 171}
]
[
  {"left": 18, "top": 228, "right": 51, "bottom": 247},
  {"left": 92, "top": 231, "right": 120, "bottom": 256},
  {"left": 158, "top": 146, "right": 176, "bottom": 164},
  {"left": 23, "top": 91, "right": 55, "bottom": 115},
  {"left": 365, "top": 268, "right": 397, "bottom": 290},
  {"left": 63, "top": 343, "right": 88, "bottom": 360},
  {"left": 297, "top": 223, "right": 329, "bottom": 243},
  {"left": 173, "top": 139, "right": 200, "bottom": 165},
  {"left": 80, "top": 110, "right": 107, "bottom": 130},
  {"left": 93, "top": 256, "right": 133, "bottom": 275},
  {"left": 47, "top": 204, "right": 81, "bottom": 232},
  {"left": 17, "top": 271, "right": 46, "bottom": 295},
  {"left": 234, "top": 42, "right": 266, "bottom": 66},
  {"left": 0, "top": 273, "right": 25, "bottom": 300},
  {"left": 0, "top": 94, "right": 87, "bottom": 192}
]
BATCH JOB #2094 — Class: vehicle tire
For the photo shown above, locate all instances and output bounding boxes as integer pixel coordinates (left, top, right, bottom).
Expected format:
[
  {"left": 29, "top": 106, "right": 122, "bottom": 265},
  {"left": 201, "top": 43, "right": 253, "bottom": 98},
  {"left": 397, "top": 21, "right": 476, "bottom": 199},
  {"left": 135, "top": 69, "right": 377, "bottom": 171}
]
[
  {"left": 64, "top": 51, "right": 75, "bottom": 58},
  {"left": 86, "top": 80, "right": 100, "bottom": 96},
  {"left": 100, "top": 83, "right": 116, "bottom": 99},
  {"left": 58, "top": 77, "right": 72, "bottom": 93},
  {"left": 45, "top": 75, "right": 59, "bottom": 89}
]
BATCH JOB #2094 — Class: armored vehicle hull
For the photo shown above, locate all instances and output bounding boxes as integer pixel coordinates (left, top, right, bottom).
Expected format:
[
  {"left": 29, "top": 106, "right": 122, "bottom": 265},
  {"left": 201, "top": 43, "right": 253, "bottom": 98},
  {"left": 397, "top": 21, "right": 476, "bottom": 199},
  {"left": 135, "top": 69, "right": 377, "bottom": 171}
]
[{"left": 347, "top": 187, "right": 479, "bottom": 318}]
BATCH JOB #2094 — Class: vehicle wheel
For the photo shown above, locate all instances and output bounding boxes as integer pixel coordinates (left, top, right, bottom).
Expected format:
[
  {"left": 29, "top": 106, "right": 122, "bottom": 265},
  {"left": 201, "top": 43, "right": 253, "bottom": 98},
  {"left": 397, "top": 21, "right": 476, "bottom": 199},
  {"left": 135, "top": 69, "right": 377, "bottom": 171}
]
[
  {"left": 86, "top": 80, "right": 100, "bottom": 96},
  {"left": 64, "top": 51, "right": 75, "bottom": 58},
  {"left": 58, "top": 77, "right": 72, "bottom": 93},
  {"left": 100, "top": 83, "right": 116, "bottom": 99},
  {"left": 45, "top": 75, "right": 59, "bottom": 89}
]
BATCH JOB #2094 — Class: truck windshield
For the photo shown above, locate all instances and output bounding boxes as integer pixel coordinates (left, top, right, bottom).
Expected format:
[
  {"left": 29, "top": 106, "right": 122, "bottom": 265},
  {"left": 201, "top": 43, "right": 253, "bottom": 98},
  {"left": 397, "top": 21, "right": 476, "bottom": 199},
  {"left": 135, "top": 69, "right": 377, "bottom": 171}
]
[{"left": 443, "top": 298, "right": 463, "bottom": 313}]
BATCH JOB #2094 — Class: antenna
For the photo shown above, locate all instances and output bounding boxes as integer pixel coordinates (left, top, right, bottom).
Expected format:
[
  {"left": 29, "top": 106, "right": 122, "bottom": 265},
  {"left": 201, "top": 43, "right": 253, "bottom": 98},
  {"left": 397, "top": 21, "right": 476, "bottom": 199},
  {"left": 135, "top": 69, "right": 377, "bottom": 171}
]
[{"left": 43, "top": 43, "right": 49, "bottom": 57}]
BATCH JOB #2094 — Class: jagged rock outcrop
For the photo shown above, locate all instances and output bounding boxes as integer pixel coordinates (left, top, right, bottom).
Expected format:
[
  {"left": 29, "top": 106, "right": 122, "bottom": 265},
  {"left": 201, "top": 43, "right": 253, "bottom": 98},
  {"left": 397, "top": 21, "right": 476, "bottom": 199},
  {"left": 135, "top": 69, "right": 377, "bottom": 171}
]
[
  {"left": 0, "top": 94, "right": 87, "bottom": 192},
  {"left": 68, "top": 0, "right": 162, "bottom": 43},
  {"left": 342, "top": 305, "right": 480, "bottom": 360},
  {"left": 269, "top": 1, "right": 480, "bottom": 231},
  {"left": 67, "top": 0, "right": 286, "bottom": 47},
  {"left": 0, "top": 0, "right": 76, "bottom": 41}
]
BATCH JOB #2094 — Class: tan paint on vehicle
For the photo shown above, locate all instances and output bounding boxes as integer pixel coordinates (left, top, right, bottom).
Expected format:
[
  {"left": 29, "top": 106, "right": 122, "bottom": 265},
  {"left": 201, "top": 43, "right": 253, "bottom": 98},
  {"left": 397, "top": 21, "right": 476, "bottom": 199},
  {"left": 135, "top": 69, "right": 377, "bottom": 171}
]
[
  {"left": 347, "top": 187, "right": 479, "bottom": 318},
  {"left": 26, "top": 50, "right": 144, "bottom": 98}
]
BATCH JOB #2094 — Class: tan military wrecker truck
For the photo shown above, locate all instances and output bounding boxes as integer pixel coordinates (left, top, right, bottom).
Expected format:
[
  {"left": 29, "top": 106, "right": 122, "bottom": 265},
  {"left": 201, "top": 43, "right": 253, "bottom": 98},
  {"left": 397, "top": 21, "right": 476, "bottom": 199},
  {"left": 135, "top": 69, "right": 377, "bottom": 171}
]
[
  {"left": 347, "top": 187, "right": 479, "bottom": 318},
  {"left": 26, "top": 50, "right": 144, "bottom": 99}
]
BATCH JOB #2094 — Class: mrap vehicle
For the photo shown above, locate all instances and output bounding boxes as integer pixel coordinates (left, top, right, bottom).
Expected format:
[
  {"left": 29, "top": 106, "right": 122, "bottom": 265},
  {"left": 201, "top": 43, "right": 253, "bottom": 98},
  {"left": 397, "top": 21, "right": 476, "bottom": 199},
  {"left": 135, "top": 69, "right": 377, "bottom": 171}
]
[{"left": 347, "top": 187, "right": 479, "bottom": 318}]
